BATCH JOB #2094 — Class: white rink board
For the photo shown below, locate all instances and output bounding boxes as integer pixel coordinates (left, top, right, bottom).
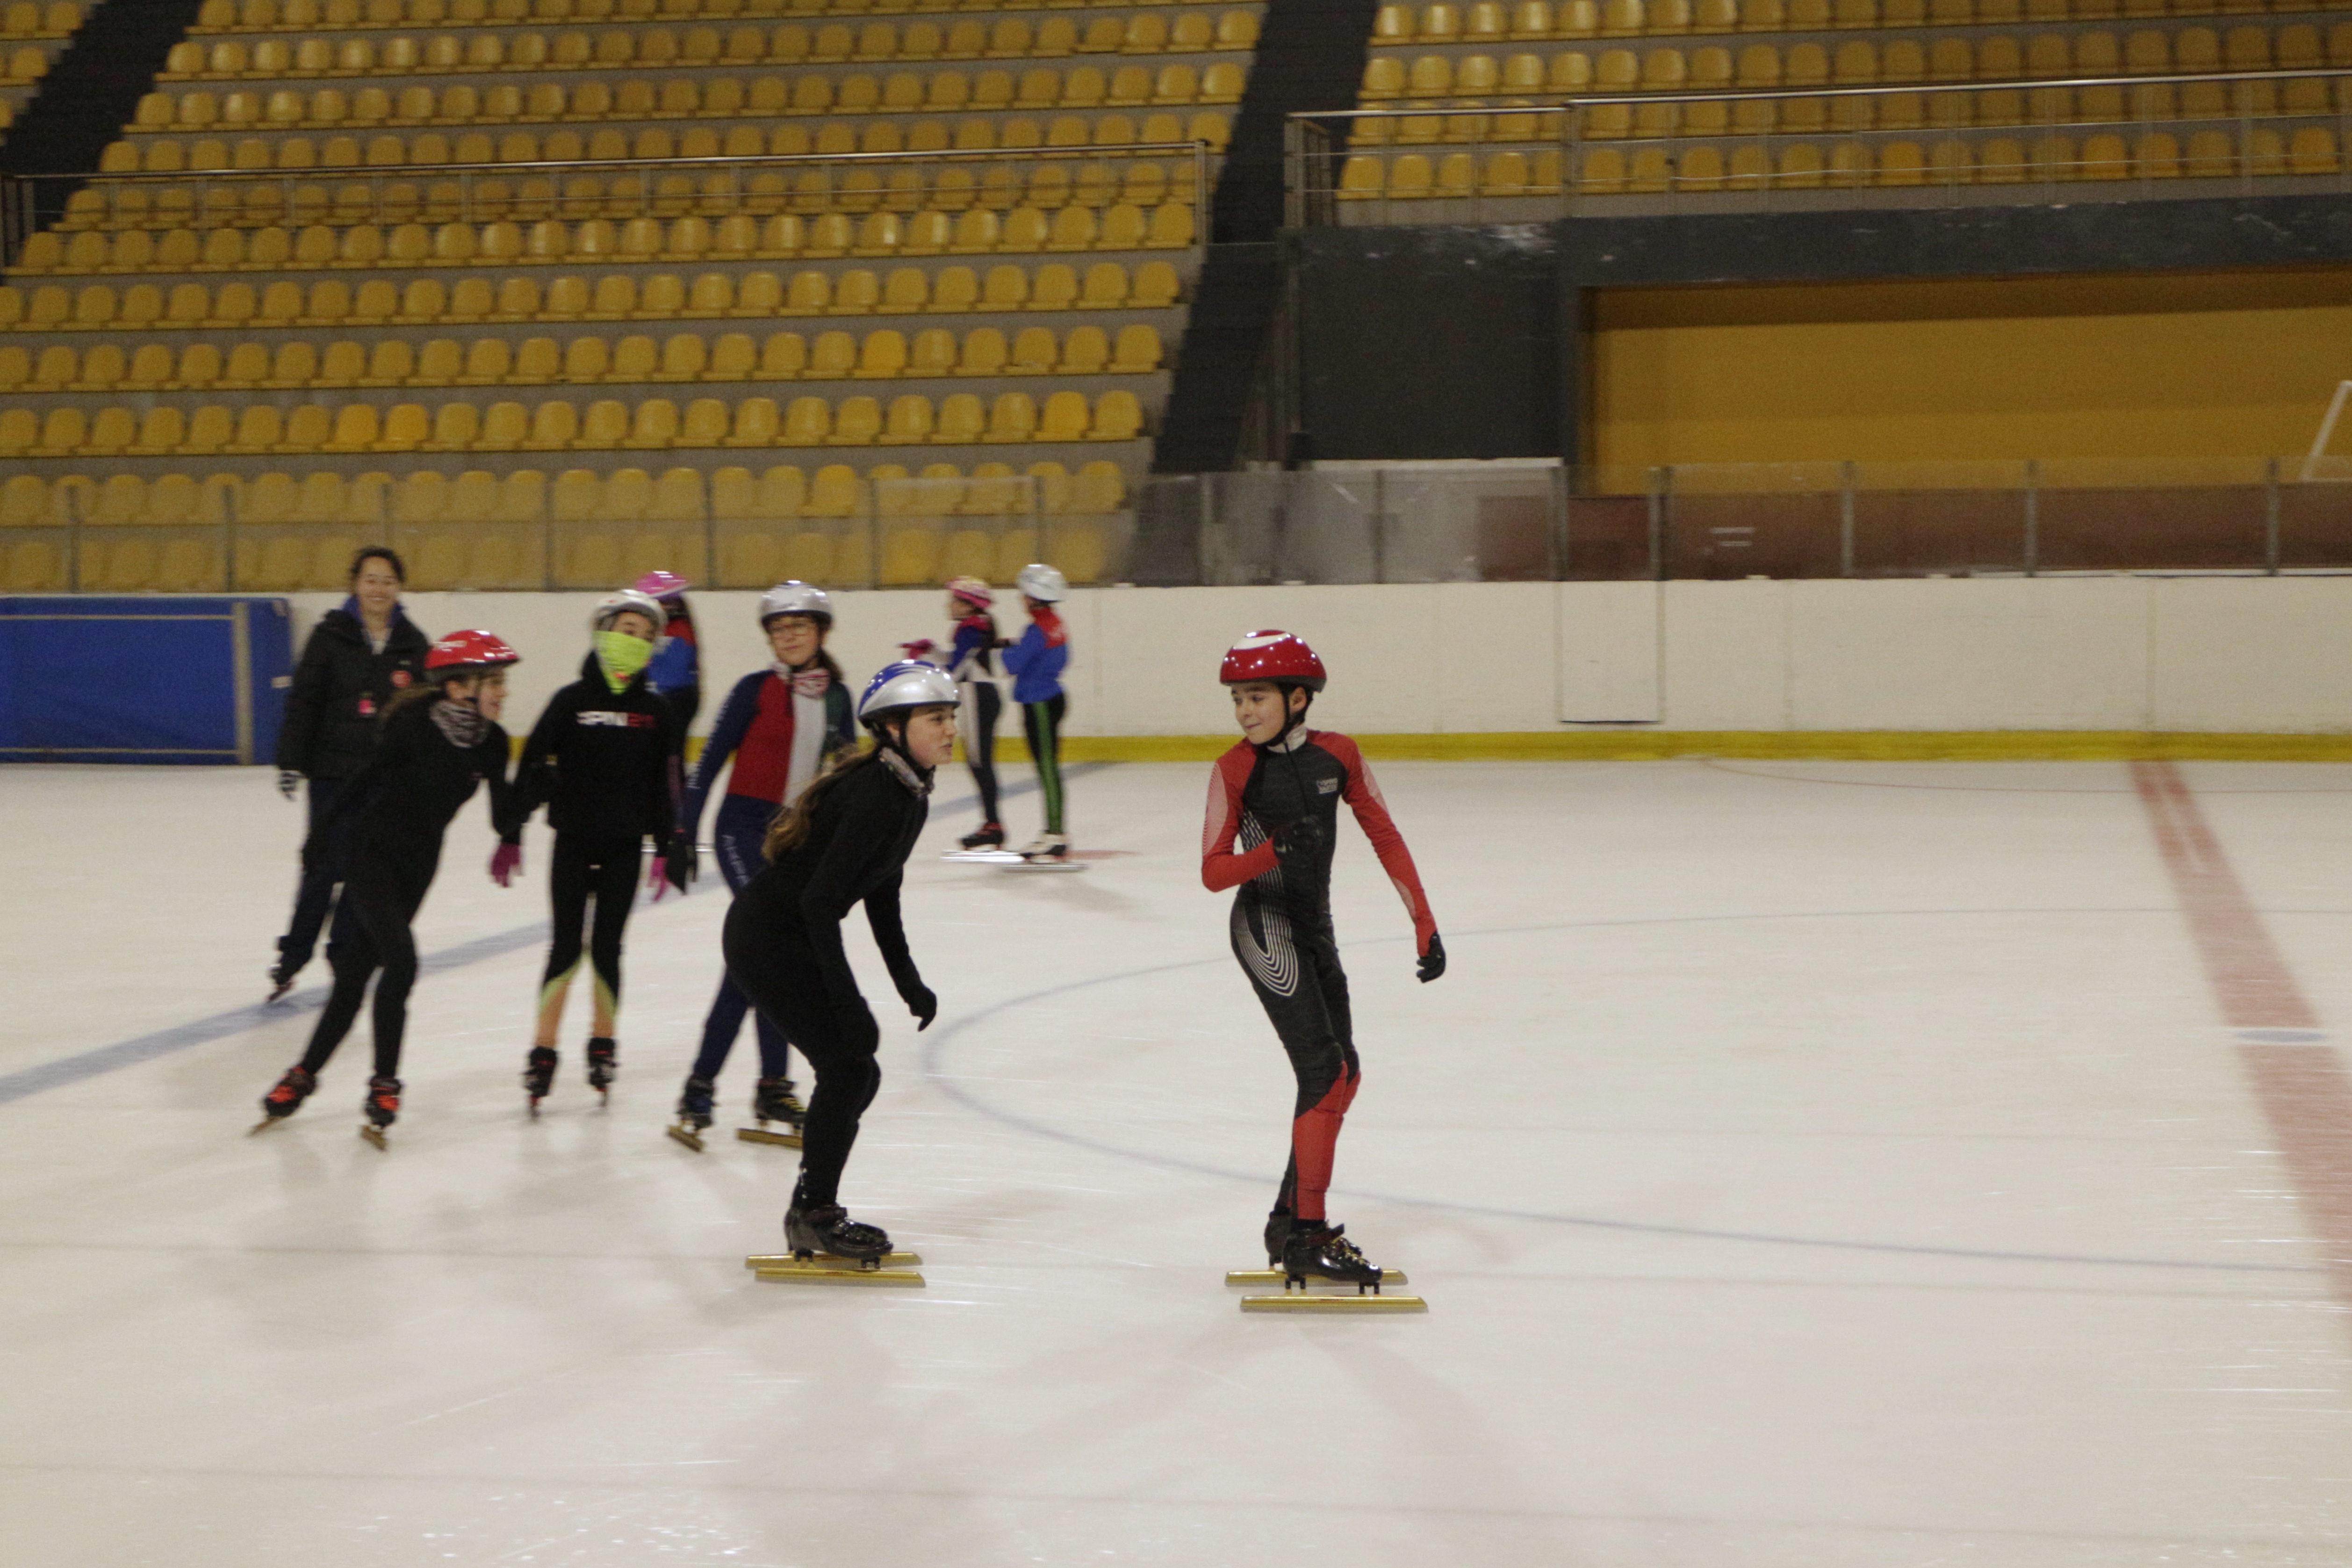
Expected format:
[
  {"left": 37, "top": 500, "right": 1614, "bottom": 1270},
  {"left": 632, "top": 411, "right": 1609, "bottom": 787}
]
[
  {"left": 4, "top": 757, "right": 2352, "bottom": 1567},
  {"left": 289, "top": 576, "right": 2352, "bottom": 739}
]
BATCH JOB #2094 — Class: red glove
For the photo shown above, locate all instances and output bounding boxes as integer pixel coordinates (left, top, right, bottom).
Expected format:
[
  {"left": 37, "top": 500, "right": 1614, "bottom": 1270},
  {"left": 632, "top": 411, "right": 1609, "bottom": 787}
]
[
  {"left": 900, "top": 638, "right": 937, "bottom": 661},
  {"left": 489, "top": 842, "right": 522, "bottom": 887}
]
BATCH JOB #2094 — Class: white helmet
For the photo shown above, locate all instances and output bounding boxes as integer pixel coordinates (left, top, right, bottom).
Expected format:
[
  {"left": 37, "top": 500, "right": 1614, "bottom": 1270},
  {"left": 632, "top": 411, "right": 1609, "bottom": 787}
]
[
  {"left": 858, "top": 660, "right": 959, "bottom": 727},
  {"left": 759, "top": 580, "right": 834, "bottom": 629},
  {"left": 1015, "top": 562, "right": 1067, "bottom": 603},
  {"left": 591, "top": 588, "right": 666, "bottom": 635}
]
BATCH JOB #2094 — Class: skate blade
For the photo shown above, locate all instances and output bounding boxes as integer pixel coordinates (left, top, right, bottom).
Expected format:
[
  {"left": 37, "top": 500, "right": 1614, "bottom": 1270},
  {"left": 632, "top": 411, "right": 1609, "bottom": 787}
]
[
  {"left": 247, "top": 1116, "right": 288, "bottom": 1136},
  {"left": 735, "top": 1125, "right": 804, "bottom": 1148},
  {"left": 753, "top": 1260, "right": 923, "bottom": 1287},
  {"left": 1225, "top": 1268, "right": 1408, "bottom": 1287},
  {"left": 744, "top": 1251, "right": 921, "bottom": 1269},
  {"left": 359, "top": 1124, "right": 388, "bottom": 1150},
  {"left": 942, "top": 849, "right": 1022, "bottom": 863},
  {"left": 1239, "top": 1292, "right": 1426, "bottom": 1313},
  {"left": 665, "top": 1123, "right": 705, "bottom": 1152},
  {"left": 1009, "top": 858, "right": 1086, "bottom": 872}
]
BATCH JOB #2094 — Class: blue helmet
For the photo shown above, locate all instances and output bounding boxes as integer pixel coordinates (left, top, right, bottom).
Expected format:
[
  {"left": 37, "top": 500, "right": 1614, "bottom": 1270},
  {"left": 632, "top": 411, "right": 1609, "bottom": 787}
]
[{"left": 858, "top": 660, "right": 958, "bottom": 727}]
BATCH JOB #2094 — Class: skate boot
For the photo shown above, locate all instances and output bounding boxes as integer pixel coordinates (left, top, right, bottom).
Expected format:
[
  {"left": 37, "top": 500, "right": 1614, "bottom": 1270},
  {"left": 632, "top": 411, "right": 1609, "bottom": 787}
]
[
  {"left": 738, "top": 1075, "right": 805, "bottom": 1147},
  {"left": 523, "top": 1045, "right": 558, "bottom": 1115},
  {"left": 784, "top": 1201, "right": 892, "bottom": 1267},
  {"left": 1017, "top": 831, "right": 1069, "bottom": 863},
  {"left": 360, "top": 1075, "right": 400, "bottom": 1149},
  {"left": 250, "top": 1065, "right": 316, "bottom": 1133},
  {"left": 266, "top": 963, "right": 297, "bottom": 1005},
  {"left": 1281, "top": 1222, "right": 1384, "bottom": 1291},
  {"left": 1263, "top": 1210, "right": 1293, "bottom": 1267},
  {"left": 958, "top": 821, "right": 1005, "bottom": 851},
  {"left": 585, "top": 1036, "right": 618, "bottom": 1099},
  {"left": 667, "top": 1074, "right": 715, "bottom": 1151}
]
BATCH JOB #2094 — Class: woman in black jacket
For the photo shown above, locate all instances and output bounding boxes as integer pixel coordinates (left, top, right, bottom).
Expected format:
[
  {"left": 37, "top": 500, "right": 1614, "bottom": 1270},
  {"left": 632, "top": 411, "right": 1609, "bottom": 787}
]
[
  {"left": 252, "top": 630, "right": 525, "bottom": 1147},
  {"left": 269, "top": 547, "right": 431, "bottom": 1000},
  {"left": 513, "top": 589, "right": 690, "bottom": 1113},
  {"left": 723, "top": 660, "right": 957, "bottom": 1266}
]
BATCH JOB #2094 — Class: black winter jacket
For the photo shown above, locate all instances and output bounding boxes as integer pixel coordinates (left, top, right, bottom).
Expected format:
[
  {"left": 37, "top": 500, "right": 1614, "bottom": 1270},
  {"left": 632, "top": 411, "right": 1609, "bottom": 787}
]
[
  {"left": 275, "top": 604, "right": 432, "bottom": 780},
  {"left": 307, "top": 696, "right": 520, "bottom": 864},
  {"left": 514, "top": 652, "right": 683, "bottom": 850}
]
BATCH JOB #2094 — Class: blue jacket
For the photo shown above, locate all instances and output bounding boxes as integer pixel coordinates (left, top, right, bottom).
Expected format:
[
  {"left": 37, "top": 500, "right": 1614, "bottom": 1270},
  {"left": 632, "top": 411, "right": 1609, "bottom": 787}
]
[{"left": 1001, "top": 607, "right": 1068, "bottom": 705}]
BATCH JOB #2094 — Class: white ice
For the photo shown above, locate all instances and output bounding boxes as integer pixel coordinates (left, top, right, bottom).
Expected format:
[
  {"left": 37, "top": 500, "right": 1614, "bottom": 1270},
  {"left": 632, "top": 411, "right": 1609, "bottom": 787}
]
[{"left": 3, "top": 757, "right": 2350, "bottom": 1567}]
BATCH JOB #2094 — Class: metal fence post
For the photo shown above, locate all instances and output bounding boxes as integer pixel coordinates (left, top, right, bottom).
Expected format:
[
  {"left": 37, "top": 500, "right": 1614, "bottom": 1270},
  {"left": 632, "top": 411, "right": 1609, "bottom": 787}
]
[
  {"left": 1550, "top": 462, "right": 1568, "bottom": 582},
  {"left": 2022, "top": 459, "right": 2039, "bottom": 578},
  {"left": 2265, "top": 454, "right": 2281, "bottom": 575},
  {"left": 1649, "top": 467, "right": 1670, "bottom": 582},
  {"left": 1838, "top": 460, "right": 1856, "bottom": 578}
]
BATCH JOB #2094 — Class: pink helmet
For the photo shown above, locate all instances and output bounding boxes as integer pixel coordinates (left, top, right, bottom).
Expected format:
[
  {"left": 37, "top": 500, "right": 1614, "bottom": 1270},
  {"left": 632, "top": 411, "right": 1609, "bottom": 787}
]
[
  {"left": 946, "top": 575, "right": 993, "bottom": 609},
  {"left": 1220, "top": 630, "right": 1326, "bottom": 692},
  {"left": 633, "top": 570, "right": 690, "bottom": 601}
]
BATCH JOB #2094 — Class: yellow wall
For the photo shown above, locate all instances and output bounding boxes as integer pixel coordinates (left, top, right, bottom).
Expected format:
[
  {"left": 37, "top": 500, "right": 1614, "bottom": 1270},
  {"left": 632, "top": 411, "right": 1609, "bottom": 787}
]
[{"left": 1590, "top": 269, "right": 2352, "bottom": 474}]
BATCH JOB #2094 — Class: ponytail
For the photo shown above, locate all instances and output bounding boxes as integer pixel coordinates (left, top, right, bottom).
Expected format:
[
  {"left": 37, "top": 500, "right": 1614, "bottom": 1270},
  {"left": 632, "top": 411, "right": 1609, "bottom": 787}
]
[{"left": 763, "top": 738, "right": 878, "bottom": 862}]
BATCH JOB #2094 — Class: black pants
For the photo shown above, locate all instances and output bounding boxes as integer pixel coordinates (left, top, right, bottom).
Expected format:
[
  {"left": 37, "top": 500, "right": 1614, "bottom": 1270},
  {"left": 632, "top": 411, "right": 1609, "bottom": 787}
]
[
  {"left": 300, "top": 844, "right": 437, "bottom": 1079},
  {"left": 1021, "top": 691, "right": 1066, "bottom": 835},
  {"left": 542, "top": 832, "right": 642, "bottom": 1022},
  {"left": 964, "top": 679, "right": 1001, "bottom": 825},
  {"left": 1230, "top": 899, "right": 1359, "bottom": 1222},
  {"left": 723, "top": 906, "right": 878, "bottom": 1209},
  {"left": 275, "top": 776, "right": 352, "bottom": 976}
]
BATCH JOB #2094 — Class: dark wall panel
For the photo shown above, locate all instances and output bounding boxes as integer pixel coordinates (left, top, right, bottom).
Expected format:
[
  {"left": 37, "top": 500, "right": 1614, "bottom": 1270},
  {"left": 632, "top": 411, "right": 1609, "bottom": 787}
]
[{"left": 1296, "top": 224, "right": 1561, "bottom": 462}]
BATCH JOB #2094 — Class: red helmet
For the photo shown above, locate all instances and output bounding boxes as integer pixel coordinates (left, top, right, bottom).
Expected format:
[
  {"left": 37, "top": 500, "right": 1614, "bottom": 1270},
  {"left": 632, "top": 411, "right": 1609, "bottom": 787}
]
[
  {"left": 1220, "top": 630, "right": 1326, "bottom": 692},
  {"left": 425, "top": 629, "right": 520, "bottom": 675}
]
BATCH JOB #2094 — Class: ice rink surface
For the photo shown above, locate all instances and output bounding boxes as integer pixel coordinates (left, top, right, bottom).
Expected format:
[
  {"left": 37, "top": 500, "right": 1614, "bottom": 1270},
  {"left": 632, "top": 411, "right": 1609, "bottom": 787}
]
[{"left": 4, "top": 755, "right": 2352, "bottom": 1567}]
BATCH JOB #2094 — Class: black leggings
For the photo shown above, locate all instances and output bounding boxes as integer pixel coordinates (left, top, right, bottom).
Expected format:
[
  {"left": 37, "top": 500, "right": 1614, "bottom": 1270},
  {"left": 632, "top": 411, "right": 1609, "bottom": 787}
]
[
  {"left": 300, "top": 845, "right": 438, "bottom": 1080},
  {"left": 964, "top": 679, "right": 1001, "bottom": 824},
  {"left": 1230, "top": 899, "right": 1360, "bottom": 1223},
  {"left": 723, "top": 908, "right": 878, "bottom": 1209},
  {"left": 542, "top": 832, "right": 641, "bottom": 1022},
  {"left": 1021, "top": 691, "right": 1066, "bottom": 835}
]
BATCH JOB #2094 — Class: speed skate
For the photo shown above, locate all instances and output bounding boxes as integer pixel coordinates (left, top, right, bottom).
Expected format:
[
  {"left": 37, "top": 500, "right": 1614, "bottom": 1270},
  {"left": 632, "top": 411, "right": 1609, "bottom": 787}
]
[{"left": 940, "top": 849, "right": 1088, "bottom": 872}]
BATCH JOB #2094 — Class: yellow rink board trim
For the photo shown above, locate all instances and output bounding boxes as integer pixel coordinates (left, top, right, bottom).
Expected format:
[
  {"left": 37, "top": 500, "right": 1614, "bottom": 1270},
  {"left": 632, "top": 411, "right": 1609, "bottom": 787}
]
[
  {"left": 1239, "top": 1293, "right": 1428, "bottom": 1313},
  {"left": 991, "top": 732, "right": 2352, "bottom": 764}
]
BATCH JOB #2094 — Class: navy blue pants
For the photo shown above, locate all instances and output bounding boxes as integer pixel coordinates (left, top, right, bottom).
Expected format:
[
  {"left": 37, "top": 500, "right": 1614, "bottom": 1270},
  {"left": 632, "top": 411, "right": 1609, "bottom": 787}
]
[
  {"left": 689, "top": 794, "right": 792, "bottom": 1083},
  {"left": 276, "top": 777, "right": 354, "bottom": 978}
]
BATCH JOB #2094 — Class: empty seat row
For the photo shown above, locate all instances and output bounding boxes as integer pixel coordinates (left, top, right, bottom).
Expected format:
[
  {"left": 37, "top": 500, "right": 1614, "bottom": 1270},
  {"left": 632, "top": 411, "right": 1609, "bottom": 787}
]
[
  {"left": 0, "top": 43, "right": 50, "bottom": 81},
  {"left": 0, "top": 260, "right": 1184, "bottom": 330},
  {"left": 1352, "top": 74, "right": 2347, "bottom": 143},
  {"left": 0, "top": 388, "right": 1149, "bottom": 455},
  {"left": 1338, "top": 122, "right": 2342, "bottom": 194},
  {"left": 3, "top": 460, "right": 1129, "bottom": 526},
  {"left": 11, "top": 204, "right": 1198, "bottom": 276},
  {"left": 0, "top": 1, "right": 74, "bottom": 35},
  {"left": 0, "top": 324, "right": 1165, "bottom": 391},
  {"left": 105, "top": 110, "right": 1224, "bottom": 173},
  {"left": 1367, "top": 0, "right": 2309, "bottom": 46},
  {"left": 129, "top": 63, "right": 1245, "bottom": 129},
  {"left": 70, "top": 159, "right": 1201, "bottom": 231},
  {"left": 192, "top": 0, "right": 1240, "bottom": 35},
  {"left": 1363, "top": 27, "right": 2352, "bottom": 101},
  {"left": 162, "top": 13, "right": 1257, "bottom": 77}
]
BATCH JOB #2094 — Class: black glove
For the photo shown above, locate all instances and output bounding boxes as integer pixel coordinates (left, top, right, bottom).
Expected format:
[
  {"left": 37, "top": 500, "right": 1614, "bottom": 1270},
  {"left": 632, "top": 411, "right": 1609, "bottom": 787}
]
[
  {"left": 900, "top": 979, "right": 937, "bottom": 1032},
  {"left": 662, "top": 842, "right": 697, "bottom": 894},
  {"left": 834, "top": 1001, "right": 880, "bottom": 1054},
  {"left": 1416, "top": 931, "right": 1446, "bottom": 984},
  {"left": 1273, "top": 816, "right": 1326, "bottom": 857},
  {"left": 278, "top": 769, "right": 301, "bottom": 801}
]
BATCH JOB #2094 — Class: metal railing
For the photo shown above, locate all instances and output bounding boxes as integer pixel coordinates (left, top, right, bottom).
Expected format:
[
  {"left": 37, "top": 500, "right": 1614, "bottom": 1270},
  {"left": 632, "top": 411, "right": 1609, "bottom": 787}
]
[
  {"left": 0, "top": 471, "right": 1136, "bottom": 590},
  {"left": 1, "top": 138, "right": 1215, "bottom": 261},
  {"left": 1287, "top": 66, "right": 2352, "bottom": 223}
]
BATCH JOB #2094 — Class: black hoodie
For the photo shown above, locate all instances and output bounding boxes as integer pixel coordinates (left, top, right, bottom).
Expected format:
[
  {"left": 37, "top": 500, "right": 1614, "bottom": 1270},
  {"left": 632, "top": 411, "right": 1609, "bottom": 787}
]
[
  {"left": 274, "top": 603, "right": 432, "bottom": 780},
  {"left": 514, "top": 650, "right": 683, "bottom": 850}
]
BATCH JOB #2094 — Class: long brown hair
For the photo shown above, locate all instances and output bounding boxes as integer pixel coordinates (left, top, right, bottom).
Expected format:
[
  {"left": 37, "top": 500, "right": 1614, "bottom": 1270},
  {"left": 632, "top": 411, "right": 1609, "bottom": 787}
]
[{"left": 763, "top": 736, "right": 878, "bottom": 861}]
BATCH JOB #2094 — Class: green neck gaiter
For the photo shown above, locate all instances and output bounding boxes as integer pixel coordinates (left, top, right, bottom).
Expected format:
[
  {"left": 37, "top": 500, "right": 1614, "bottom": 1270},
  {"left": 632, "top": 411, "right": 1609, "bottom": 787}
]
[{"left": 595, "top": 630, "right": 653, "bottom": 693}]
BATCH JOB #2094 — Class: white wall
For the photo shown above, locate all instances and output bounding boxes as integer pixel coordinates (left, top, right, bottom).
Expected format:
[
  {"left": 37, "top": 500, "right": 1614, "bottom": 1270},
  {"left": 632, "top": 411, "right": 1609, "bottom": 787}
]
[{"left": 287, "top": 575, "right": 2352, "bottom": 737}]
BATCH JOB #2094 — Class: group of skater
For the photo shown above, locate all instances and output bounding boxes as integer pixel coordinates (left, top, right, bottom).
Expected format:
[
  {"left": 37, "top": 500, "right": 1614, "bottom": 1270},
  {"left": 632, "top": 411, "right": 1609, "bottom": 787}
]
[{"left": 253, "top": 547, "right": 1444, "bottom": 1287}]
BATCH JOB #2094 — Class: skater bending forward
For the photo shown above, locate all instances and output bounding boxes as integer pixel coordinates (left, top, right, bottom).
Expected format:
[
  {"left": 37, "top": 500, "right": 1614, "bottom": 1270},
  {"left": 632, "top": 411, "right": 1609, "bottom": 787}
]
[
  {"left": 722, "top": 660, "right": 955, "bottom": 1264},
  {"left": 1202, "top": 631, "right": 1446, "bottom": 1285},
  {"left": 255, "top": 631, "right": 524, "bottom": 1143}
]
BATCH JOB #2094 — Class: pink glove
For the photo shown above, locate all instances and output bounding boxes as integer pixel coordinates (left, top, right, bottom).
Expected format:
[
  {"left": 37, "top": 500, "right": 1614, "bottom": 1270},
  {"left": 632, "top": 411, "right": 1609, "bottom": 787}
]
[
  {"left": 647, "top": 853, "right": 669, "bottom": 902},
  {"left": 899, "top": 638, "right": 936, "bottom": 661},
  {"left": 489, "top": 842, "right": 522, "bottom": 887}
]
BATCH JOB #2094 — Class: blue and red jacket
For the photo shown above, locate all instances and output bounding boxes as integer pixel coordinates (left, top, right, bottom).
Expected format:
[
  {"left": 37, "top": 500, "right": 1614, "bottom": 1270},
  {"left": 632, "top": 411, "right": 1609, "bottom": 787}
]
[
  {"left": 682, "top": 664, "right": 856, "bottom": 842},
  {"left": 1002, "top": 605, "right": 1068, "bottom": 704}
]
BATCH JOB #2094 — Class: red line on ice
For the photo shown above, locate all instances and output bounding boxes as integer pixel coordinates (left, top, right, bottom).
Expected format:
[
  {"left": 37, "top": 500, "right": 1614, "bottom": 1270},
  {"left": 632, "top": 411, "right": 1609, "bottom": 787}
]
[{"left": 2131, "top": 759, "right": 2352, "bottom": 1306}]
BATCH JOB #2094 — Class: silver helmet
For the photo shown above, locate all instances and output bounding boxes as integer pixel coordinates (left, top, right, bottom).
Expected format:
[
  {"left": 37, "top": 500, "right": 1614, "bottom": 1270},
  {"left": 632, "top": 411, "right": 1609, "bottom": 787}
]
[
  {"left": 857, "top": 660, "right": 959, "bottom": 727},
  {"left": 759, "top": 580, "right": 834, "bottom": 629},
  {"left": 1014, "top": 562, "right": 1067, "bottom": 603},
  {"left": 590, "top": 588, "right": 666, "bottom": 636}
]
